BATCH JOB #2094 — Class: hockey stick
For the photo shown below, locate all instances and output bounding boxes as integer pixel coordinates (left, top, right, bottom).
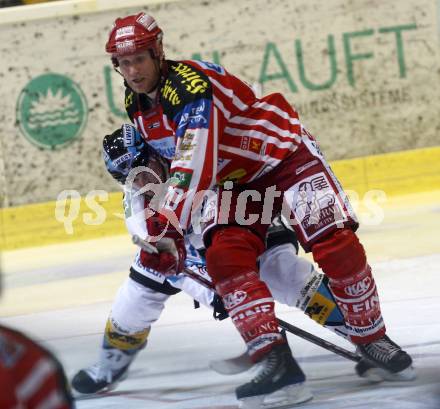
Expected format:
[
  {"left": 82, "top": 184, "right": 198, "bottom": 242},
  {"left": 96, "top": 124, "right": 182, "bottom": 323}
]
[
  {"left": 180, "top": 265, "right": 361, "bottom": 363},
  {"left": 277, "top": 319, "right": 360, "bottom": 362}
]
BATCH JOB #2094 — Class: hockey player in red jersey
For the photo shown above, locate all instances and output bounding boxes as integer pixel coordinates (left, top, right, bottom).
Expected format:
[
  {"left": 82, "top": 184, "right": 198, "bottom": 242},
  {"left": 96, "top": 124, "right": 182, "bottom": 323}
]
[
  {"left": 0, "top": 281, "right": 74, "bottom": 408},
  {"left": 105, "top": 13, "right": 414, "bottom": 407},
  {"left": 0, "top": 326, "right": 74, "bottom": 409}
]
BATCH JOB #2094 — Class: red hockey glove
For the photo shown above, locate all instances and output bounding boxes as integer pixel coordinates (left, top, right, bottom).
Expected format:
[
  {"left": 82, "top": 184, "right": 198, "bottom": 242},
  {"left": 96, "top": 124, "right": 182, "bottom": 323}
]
[
  {"left": 139, "top": 237, "right": 186, "bottom": 276},
  {"left": 138, "top": 211, "right": 186, "bottom": 276}
]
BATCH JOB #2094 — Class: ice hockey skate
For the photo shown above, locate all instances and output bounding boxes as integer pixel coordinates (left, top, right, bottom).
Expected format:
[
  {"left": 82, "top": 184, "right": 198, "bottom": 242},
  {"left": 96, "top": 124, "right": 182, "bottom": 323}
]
[
  {"left": 356, "top": 335, "right": 415, "bottom": 381},
  {"left": 71, "top": 347, "right": 136, "bottom": 395},
  {"left": 236, "top": 342, "right": 313, "bottom": 409},
  {"left": 355, "top": 358, "right": 416, "bottom": 382}
]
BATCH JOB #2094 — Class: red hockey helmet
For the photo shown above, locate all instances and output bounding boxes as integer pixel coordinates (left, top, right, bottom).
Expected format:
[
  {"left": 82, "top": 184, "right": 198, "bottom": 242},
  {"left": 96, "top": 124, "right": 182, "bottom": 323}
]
[{"left": 105, "top": 12, "right": 163, "bottom": 66}]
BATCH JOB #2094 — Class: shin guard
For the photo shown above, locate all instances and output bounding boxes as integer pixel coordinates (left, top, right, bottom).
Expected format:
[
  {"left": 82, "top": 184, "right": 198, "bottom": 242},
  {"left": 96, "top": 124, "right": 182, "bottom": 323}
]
[
  {"left": 104, "top": 318, "right": 150, "bottom": 353},
  {"left": 216, "top": 271, "right": 283, "bottom": 362},
  {"left": 312, "top": 229, "right": 386, "bottom": 343},
  {"left": 206, "top": 227, "right": 283, "bottom": 361}
]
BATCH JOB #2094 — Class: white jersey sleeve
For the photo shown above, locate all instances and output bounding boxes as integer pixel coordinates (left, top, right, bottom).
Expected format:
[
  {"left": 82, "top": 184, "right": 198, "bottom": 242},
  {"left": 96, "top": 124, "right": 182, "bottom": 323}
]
[{"left": 123, "top": 186, "right": 149, "bottom": 239}]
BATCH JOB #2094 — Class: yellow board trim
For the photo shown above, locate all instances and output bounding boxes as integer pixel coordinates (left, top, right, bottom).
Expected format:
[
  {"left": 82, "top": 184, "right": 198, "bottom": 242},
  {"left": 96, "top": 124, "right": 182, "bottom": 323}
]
[
  {"left": 1, "top": 146, "right": 439, "bottom": 251},
  {"left": 331, "top": 146, "right": 440, "bottom": 197},
  {"left": 1, "top": 192, "right": 126, "bottom": 251}
]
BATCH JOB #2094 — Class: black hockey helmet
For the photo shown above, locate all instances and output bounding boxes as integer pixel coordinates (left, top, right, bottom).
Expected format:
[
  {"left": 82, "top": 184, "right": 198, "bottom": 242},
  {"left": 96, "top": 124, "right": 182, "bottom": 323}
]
[{"left": 103, "top": 124, "right": 160, "bottom": 184}]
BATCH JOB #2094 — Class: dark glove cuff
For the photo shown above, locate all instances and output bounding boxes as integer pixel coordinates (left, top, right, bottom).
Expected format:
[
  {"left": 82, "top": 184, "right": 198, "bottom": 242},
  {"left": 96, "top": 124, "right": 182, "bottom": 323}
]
[{"left": 211, "top": 294, "right": 229, "bottom": 321}]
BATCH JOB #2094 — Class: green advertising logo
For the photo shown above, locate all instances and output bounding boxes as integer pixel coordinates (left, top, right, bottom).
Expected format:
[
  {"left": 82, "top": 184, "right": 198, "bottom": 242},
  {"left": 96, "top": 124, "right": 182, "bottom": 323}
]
[{"left": 16, "top": 73, "right": 87, "bottom": 149}]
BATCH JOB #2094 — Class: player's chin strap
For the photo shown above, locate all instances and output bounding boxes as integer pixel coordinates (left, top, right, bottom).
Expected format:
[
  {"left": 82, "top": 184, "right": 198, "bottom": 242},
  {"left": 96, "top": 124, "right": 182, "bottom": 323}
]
[{"left": 146, "top": 53, "right": 168, "bottom": 97}]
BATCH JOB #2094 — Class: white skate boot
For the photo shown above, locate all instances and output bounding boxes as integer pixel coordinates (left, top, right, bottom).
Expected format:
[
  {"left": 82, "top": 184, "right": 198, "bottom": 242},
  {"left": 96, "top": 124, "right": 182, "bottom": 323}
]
[{"left": 71, "top": 347, "right": 137, "bottom": 395}]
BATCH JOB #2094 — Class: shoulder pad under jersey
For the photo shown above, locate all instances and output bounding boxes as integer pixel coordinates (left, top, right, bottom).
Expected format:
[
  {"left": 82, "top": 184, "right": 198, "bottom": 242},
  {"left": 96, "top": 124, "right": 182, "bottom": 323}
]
[{"left": 160, "top": 60, "right": 212, "bottom": 118}]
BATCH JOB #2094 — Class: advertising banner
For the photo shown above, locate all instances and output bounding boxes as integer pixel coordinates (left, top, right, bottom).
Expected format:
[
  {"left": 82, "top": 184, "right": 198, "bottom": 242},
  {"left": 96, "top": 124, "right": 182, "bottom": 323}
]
[{"left": 0, "top": 0, "right": 439, "bottom": 206}]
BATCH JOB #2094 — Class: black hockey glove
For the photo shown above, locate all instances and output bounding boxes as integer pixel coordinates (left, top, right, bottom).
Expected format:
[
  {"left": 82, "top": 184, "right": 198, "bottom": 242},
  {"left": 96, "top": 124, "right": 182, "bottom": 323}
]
[
  {"left": 211, "top": 294, "right": 229, "bottom": 321},
  {"left": 265, "top": 215, "right": 299, "bottom": 253}
]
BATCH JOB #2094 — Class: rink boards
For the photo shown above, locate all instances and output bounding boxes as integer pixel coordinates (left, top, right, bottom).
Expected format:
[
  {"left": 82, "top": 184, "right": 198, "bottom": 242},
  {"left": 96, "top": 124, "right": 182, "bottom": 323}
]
[{"left": 1, "top": 146, "right": 440, "bottom": 251}]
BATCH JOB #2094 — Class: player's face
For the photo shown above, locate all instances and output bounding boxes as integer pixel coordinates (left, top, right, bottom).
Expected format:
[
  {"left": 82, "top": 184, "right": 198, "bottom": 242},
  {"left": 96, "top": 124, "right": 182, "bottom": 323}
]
[
  {"left": 132, "top": 157, "right": 167, "bottom": 188},
  {"left": 118, "top": 51, "right": 160, "bottom": 94},
  {"left": 132, "top": 158, "right": 168, "bottom": 202}
]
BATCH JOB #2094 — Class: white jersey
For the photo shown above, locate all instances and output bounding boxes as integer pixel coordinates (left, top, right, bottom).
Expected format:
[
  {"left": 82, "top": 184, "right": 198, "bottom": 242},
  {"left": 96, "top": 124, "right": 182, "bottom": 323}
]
[{"left": 123, "top": 185, "right": 216, "bottom": 307}]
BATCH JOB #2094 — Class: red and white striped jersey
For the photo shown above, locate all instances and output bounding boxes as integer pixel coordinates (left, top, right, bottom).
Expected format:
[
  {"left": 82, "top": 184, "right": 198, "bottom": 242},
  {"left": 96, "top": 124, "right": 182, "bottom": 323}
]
[
  {"left": 0, "top": 325, "right": 73, "bottom": 409},
  {"left": 126, "top": 59, "right": 302, "bottom": 229}
]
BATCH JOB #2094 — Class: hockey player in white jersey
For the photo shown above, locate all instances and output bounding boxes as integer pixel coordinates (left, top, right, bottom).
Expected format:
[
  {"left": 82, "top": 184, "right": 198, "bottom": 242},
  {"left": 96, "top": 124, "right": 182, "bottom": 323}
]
[{"left": 71, "top": 125, "right": 414, "bottom": 406}]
